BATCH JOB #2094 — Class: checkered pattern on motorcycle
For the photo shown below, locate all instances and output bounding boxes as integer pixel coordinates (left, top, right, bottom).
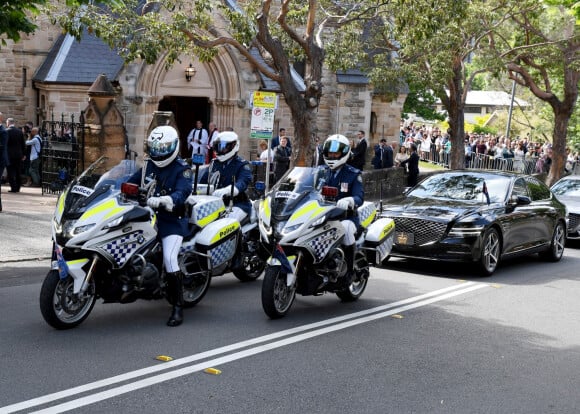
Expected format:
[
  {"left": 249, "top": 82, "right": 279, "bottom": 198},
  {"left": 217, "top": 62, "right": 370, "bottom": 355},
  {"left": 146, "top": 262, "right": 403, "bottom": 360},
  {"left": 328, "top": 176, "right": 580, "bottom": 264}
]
[
  {"left": 306, "top": 228, "right": 339, "bottom": 262},
  {"left": 209, "top": 237, "right": 236, "bottom": 267},
  {"left": 192, "top": 199, "right": 224, "bottom": 226},
  {"left": 104, "top": 231, "right": 144, "bottom": 266}
]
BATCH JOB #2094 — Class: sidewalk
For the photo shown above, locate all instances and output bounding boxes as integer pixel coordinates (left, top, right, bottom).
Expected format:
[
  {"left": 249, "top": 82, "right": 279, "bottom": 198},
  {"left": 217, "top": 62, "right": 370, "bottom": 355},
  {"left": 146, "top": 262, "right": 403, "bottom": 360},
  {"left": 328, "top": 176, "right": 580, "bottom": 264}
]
[{"left": 0, "top": 186, "right": 57, "bottom": 263}]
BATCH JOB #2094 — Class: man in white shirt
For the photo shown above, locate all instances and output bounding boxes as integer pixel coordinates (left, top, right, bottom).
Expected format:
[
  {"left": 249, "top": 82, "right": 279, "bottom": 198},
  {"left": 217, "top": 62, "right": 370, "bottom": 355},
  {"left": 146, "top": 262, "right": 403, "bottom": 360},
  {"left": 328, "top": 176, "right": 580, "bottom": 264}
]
[{"left": 187, "top": 120, "right": 209, "bottom": 162}]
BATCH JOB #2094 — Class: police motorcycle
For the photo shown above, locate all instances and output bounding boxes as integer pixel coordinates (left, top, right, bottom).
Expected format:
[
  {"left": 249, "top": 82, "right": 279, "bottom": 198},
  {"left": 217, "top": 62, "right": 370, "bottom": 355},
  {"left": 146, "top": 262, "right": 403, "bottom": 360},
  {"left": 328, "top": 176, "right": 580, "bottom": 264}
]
[
  {"left": 258, "top": 166, "right": 395, "bottom": 318},
  {"left": 39, "top": 156, "right": 237, "bottom": 329},
  {"left": 190, "top": 162, "right": 266, "bottom": 282}
]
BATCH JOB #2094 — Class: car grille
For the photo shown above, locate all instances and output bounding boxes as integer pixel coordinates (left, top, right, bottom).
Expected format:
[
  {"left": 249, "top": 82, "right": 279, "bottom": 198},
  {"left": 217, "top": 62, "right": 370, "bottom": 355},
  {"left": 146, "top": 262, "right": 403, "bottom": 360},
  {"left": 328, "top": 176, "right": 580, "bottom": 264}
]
[
  {"left": 570, "top": 213, "right": 580, "bottom": 232},
  {"left": 385, "top": 217, "right": 447, "bottom": 246}
]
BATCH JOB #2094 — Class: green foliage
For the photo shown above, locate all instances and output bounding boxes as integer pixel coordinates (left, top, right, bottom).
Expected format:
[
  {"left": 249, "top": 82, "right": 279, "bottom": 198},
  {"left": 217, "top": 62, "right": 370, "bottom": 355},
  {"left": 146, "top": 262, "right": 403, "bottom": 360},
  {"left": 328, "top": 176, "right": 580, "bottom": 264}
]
[
  {"left": 403, "top": 89, "right": 445, "bottom": 122},
  {"left": 0, "top": 0, "right": 47, "bottom": 45}
]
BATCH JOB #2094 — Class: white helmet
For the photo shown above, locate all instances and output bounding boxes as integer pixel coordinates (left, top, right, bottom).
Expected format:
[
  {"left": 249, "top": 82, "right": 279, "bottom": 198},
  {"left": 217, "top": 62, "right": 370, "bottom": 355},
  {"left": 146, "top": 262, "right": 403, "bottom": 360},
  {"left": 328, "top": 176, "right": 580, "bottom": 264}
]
[
  {"left": 145, "top": 126, "right": 180, "bottom": 168},
  {"left": 322, "top": 134, "right": 351, "bottom": 170},
  {"left": 212, "top": 131, "right": 239, "bottom": 162}
]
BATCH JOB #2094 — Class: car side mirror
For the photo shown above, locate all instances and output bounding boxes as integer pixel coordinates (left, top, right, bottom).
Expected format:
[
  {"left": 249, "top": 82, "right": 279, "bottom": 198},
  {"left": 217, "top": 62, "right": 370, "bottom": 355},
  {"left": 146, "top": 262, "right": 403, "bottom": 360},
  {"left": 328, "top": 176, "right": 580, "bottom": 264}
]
[{"left": 510, "top": 195, "right": 531, "bottom": 206}]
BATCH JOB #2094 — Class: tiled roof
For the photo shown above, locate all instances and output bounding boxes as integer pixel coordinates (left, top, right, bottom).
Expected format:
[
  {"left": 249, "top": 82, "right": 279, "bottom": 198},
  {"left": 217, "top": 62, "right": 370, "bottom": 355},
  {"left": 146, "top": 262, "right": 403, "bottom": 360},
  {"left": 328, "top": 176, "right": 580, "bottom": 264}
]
[
  {"left": 249, "top": 48, "right": 305, "bottom": 92},
  {"left": 33, "top": 30, "right": 124, "bottom": 84},
  {"left": 336, "top": 69, "right": 369, "bottom": 85}
]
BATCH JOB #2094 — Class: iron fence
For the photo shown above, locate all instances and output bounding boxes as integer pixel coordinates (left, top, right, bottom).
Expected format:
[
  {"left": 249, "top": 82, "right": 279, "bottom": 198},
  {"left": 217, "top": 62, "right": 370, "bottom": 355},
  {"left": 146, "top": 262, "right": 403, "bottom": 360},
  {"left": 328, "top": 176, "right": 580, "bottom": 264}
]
[{"left": 40, "top": 112, "right": 86, "bottom": 195}]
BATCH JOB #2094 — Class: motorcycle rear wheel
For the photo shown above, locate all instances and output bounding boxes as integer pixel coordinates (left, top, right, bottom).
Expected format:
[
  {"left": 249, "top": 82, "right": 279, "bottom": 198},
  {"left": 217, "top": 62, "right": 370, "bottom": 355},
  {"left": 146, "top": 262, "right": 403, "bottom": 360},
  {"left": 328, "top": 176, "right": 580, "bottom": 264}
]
[
  {"left": 182, "top": 273, "right": 211, "bottom": 308},
  {"left": 39, "top": 270, "right": 96, "bottom": 330},
  {"left": 336, "top": 251, "right": 369, "bottom": 302},
  {"left": 261, "top": 265, "right": 296, "bottom": 319}
]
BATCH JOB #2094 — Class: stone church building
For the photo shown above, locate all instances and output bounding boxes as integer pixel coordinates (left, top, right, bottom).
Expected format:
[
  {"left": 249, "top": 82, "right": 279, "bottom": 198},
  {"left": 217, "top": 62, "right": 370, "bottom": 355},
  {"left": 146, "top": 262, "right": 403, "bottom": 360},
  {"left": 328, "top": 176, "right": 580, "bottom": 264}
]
[{"left": 0, "top": 15, "right": 405, "bottom": 165}]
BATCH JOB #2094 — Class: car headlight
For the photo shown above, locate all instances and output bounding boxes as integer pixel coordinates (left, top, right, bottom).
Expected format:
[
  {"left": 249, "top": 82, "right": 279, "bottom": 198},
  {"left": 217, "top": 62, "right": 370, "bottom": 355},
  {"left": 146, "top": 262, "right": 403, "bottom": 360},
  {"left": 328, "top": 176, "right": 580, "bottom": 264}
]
[{"left": 448, "top": 224, "right": 485, "bottom": 237}]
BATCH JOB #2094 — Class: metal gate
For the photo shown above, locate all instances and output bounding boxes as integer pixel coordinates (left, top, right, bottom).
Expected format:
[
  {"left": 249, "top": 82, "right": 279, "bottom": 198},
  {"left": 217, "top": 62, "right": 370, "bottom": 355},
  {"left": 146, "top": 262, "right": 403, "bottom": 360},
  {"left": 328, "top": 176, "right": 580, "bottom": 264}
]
[{"left": 41, "top": 112, "right": 86, "bottom": 195}]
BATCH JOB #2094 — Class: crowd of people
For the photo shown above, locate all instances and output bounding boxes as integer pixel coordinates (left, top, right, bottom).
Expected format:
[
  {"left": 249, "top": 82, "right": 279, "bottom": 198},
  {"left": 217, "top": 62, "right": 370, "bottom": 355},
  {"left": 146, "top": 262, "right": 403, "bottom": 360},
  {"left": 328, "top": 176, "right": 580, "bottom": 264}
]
[{"left": 399, "top": 122, "right": 579, "bottom": 175}]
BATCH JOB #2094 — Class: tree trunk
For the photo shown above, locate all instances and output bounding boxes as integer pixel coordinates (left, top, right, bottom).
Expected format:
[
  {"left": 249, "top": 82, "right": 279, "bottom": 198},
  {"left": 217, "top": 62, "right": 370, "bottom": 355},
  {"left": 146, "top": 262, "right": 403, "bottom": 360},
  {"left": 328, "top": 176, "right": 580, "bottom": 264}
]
[
  {"left": 548, "top": 108, "right": 572, "bottom": 186},
  {"left": 446, "top": 64, "right": 466, "bottom": 170}
]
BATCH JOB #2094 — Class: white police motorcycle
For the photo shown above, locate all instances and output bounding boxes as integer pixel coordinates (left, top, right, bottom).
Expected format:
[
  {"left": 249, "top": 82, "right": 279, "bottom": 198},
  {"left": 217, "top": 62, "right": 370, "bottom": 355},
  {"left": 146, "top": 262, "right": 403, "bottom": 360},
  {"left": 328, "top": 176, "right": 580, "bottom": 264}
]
[
  {"left": 39, "top": 156, "right": 261, "bottom": 329},
  {"left": 258, "top": 166, "right": 395, "bottom": 318}
]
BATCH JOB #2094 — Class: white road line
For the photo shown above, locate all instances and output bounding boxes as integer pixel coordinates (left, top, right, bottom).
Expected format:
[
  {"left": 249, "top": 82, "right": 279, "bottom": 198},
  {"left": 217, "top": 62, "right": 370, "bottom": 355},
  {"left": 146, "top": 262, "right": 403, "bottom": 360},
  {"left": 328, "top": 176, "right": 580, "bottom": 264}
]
[{"left": 1, "top": 281, "right": 486, "bottom": 414}]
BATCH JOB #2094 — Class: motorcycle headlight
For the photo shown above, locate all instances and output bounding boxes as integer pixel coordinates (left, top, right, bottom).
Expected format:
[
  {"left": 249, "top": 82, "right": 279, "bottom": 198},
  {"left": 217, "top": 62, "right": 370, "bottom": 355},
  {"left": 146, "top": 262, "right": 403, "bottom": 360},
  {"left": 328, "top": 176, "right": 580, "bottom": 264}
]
[
  {"left": 63, "top": 220, "right": 76, "bottom": 237},
  {"left": 103, "top": 215, "right": 124, "bottom": 229},
  {"left": 73, "top": 223, "right": 96, "bottom": 235},
  {"left": 275, "top": 220, "right": 287, "bottom": 235},
  {"left": 283, "top": 223, "right": 301, "bottom": 234},
  {"left": 309, "top": 215, "right": 326, "bottom": 228}
]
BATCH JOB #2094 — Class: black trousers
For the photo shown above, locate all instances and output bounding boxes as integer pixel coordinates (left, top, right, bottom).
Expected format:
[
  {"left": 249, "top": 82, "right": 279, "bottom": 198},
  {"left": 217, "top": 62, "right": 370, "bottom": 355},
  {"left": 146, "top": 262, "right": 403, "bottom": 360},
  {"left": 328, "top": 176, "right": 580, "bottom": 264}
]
[{"left": 7, "top": 159, "right": 22, "bottom": 191}]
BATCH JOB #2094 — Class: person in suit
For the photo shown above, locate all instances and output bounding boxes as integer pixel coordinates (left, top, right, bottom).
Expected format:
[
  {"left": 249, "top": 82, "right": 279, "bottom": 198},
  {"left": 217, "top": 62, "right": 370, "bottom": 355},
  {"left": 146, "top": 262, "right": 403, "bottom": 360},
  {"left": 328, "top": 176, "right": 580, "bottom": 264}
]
[
  {"left": 400, "top": 143, "right": 420, "bottom": 187},
  {"left": 348, "top": 130, "right": 367, "bottom": 170},
  {"left": 371, "top": 138, "right": 394, "bottom": 169},
  {"left": 6, "top": 118, "right": 26, "bottom": 192},
  {"left": 0, "top": 112, "right": 8, "bottom": 212},
  {"left": 311, "top": 134, "right": 324, "bottom": 167},
  {"left": 273, "top": 136, "right": 291, "bottom": 183},
  {"left": 271, "top": 128, "right": 291, "bottom": 150}
]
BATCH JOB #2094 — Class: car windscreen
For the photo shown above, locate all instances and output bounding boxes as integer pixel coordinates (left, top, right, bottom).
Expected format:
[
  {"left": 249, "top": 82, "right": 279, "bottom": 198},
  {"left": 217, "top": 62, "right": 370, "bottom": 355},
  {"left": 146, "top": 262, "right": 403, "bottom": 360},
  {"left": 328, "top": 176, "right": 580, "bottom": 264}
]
[
  {"left": 409, "top": 173, "right": 510, "bottom": 203},
  {"left": 551, "top": 179, "right": 580, "bottom": 197}
]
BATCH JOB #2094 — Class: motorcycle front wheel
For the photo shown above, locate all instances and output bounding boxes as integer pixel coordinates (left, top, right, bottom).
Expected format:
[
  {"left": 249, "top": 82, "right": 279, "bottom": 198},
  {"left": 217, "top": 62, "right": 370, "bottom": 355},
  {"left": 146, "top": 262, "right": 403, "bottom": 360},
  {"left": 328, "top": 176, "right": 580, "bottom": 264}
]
[
  {"left": 261, "top": 265, "right": 296, "bottom": 319},
  {"left": 39, "top": 270, "right": 96, "bottom": 330}
]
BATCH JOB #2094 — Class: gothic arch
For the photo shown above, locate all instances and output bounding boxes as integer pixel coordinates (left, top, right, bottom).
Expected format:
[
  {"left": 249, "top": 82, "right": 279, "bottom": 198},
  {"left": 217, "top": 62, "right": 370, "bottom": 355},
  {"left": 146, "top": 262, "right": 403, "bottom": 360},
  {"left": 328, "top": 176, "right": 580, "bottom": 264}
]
[{"left": 136, "top": 46, "right": 254, "bottom": 132}]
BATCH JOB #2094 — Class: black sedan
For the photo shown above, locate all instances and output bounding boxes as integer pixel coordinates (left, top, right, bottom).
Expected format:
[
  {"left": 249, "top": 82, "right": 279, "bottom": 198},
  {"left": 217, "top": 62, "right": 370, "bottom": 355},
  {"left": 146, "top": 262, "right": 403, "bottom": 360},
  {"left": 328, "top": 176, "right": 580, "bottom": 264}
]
[
  {"left": 551, "top": 175, "right": 580, "bottom": 240},
  {"left": 379, "top": 170, "right": 567, "bottom": 275}
]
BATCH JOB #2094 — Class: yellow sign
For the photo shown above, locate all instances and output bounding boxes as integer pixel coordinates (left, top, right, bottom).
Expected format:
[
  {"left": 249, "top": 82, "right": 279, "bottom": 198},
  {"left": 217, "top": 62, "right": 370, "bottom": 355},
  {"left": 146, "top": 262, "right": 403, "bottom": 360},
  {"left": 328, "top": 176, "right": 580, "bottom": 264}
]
[{"left": 252, "top": 91, "right": 277, "bottom": 109}]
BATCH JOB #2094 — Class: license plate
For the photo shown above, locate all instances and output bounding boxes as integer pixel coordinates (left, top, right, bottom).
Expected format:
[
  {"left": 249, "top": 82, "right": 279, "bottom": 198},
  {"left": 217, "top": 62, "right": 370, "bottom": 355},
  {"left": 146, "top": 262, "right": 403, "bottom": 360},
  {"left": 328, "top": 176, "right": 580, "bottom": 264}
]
[{"left": 396, "top": 232, "right": 414, "bottom": 245}]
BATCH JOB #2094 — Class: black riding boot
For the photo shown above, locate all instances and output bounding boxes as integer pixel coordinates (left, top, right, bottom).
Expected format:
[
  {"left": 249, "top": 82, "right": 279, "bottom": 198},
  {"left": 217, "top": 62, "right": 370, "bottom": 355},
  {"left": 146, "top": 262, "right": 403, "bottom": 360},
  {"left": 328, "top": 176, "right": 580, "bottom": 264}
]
[
  {"left": 165, "top": 271, "right": 184, "bottom": 327},
  {"left": 343, "top": 244, "right": 356, "bottom": 285}
]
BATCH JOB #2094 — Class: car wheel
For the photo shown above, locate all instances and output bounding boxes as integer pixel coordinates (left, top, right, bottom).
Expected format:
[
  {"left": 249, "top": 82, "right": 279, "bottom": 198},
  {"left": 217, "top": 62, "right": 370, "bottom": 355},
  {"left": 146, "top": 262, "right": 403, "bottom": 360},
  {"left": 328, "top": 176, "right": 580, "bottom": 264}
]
[
  {"left": 479, "top": 228, "right": 501, "bottom": 276},
  {"left": 539, "top": 221, "right": 565, "bottom": 262}
]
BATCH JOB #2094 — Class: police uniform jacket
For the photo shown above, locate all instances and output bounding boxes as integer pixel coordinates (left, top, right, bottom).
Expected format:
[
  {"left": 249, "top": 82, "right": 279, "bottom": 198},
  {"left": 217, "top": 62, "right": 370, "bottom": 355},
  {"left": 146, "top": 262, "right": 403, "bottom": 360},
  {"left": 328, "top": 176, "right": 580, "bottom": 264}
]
[
  {"left": 325, "top": 163, "right": 364, "bottom": 227},
  {"left": 199, "top": 155, "right": 252, "bottom": 216},
  {"left": 128, "top": 158, "right": 193, "bottom": 238}
]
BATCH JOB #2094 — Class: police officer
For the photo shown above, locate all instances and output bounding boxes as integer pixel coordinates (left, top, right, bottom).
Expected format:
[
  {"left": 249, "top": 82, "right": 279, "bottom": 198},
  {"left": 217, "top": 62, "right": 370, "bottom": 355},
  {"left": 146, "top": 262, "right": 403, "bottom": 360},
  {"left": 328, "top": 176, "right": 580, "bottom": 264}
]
[
  {"left": 322, "top": 134, "right": 364, "bottom": 284},
  {"left": 127, "top": 126, "right": 193, "bottom": 327},
  {"left": 199, "top": 131, "right": 252, "bottom": 222}
]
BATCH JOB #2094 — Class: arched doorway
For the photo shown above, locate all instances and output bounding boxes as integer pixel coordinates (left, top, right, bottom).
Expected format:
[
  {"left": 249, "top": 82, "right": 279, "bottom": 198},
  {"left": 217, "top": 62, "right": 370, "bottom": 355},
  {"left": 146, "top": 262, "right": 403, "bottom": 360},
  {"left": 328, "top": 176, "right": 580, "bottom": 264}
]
[{"left": 158, "top": 96, "right": 211, "bottom": 158}]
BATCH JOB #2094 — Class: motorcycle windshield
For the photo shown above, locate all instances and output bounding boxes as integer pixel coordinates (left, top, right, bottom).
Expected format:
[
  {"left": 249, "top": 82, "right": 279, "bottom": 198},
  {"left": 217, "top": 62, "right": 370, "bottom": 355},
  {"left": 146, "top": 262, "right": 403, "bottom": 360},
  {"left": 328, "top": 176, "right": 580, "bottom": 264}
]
[
  {"left": 61, "top": 156, "right": 140, "bottom": 218},
  {"left": 269, "top": 166, "right": 330, "bottom": 217}
]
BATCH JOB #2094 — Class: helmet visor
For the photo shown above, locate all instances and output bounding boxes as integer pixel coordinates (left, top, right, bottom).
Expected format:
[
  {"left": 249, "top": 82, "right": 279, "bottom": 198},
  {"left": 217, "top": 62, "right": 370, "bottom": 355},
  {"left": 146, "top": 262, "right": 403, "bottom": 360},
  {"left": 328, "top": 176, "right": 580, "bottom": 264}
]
[
  {"left": 213, "top": 139, "right": 236, "bottom": 156},
  {"left": 148, "top": 139, "right": 178, "bottom": 161},
  {"left": 323, "top": 140, "right": 349, "bottom": 160}
]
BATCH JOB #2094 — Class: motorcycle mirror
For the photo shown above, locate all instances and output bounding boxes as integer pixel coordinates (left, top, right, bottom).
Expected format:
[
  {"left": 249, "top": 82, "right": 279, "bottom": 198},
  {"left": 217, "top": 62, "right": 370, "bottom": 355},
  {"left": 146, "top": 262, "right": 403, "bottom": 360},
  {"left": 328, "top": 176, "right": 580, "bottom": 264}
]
[
  {"left": 121, "top": 182, "right": 140, "bottom": 196},
  {"left": 321, "top": 186, "right": 338, "bottom": 198}
]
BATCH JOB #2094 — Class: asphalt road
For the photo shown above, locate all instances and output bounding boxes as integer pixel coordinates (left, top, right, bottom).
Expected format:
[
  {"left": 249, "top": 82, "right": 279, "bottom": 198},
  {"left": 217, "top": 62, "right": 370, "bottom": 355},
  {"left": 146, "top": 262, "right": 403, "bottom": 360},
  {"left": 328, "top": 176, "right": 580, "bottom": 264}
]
[{"left": 1, "top": 247, "right": 580, "bottom": 413}]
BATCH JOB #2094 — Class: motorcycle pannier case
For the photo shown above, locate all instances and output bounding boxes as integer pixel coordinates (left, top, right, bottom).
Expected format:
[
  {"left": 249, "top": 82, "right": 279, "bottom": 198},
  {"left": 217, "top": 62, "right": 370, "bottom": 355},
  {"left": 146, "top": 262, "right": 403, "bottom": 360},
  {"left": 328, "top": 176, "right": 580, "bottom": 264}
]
[
  {"left": 363, "top": 218, "right": 395, "bottom": 264},
  {"left": 188, "top": 195, "right": 226, "bottom": 228},
  {"left": 195, "top": 217, "right": 240, "bottom": 271}
]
